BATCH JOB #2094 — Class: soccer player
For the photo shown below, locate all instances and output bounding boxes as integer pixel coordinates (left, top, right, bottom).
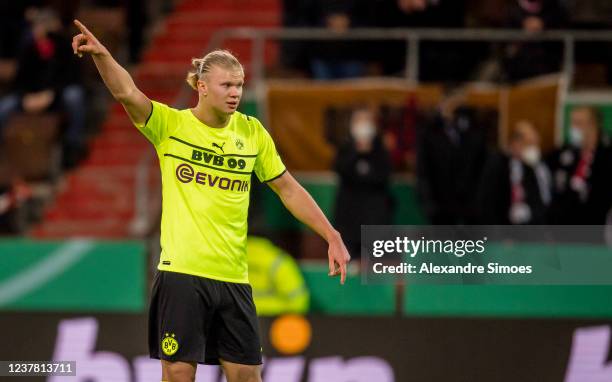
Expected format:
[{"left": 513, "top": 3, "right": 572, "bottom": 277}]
[{"left": 71, "top": 20, "right": 350, "bottom": 382}]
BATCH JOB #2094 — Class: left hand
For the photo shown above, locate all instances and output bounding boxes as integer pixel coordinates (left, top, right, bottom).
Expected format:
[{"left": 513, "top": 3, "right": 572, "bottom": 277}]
[{"left": 327, "top": 232, "right": 351, "bottom": 285}]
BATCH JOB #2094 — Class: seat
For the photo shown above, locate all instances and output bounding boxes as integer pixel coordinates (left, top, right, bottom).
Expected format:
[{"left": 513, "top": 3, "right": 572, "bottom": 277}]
[{"left": 2, "top": 113, "right": 62, "bottom": 181}]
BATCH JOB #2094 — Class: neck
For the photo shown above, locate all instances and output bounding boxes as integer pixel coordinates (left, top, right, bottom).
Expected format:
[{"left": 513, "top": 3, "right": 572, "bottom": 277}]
[{"left": 191, "top": 102, "right": 231, "bottom": 128}]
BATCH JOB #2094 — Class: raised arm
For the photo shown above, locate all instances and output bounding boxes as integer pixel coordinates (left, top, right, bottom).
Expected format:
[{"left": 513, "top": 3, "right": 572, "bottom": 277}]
[
  {"left": 267, "top": 171, "right": 351, "bottom": 284},
  {"left": 71, "top": 19, "right": 151, "bottom": 126}
]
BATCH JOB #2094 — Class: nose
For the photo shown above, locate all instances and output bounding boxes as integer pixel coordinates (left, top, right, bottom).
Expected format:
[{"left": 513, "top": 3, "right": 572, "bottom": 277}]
[{"left": 228, "top": 86, "right": 239, "bottom": 98}]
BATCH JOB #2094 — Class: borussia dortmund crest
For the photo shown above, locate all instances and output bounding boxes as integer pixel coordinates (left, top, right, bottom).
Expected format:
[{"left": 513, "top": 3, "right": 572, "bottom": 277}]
[
  {"left": 235, "top": 138, "right": 244, "bottom": 150},
  {"left": 161, "top": 333, "right": 179, "bottom": 356}
]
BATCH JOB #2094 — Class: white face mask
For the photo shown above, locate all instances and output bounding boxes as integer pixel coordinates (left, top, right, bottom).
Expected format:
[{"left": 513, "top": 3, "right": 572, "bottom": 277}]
[
  {"left": 522, "top": 145, "right": 541, "bottom": 166},
  {"left": 351, "top": 122, "right": 376, "bottom": 142},
  {"left": 569, "top": 126, "right": 584, "bottom": 147}
]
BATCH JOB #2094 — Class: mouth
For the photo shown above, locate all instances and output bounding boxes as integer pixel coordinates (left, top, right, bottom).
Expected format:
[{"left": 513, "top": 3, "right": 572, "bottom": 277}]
[{"left": 226, "top": 101, "right": 238, "bottom": 109}]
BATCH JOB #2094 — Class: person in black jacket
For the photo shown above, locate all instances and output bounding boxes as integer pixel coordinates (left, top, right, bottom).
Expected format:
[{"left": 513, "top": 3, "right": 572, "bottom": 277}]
[
  {"left": 502, "top": 0, "right": 567, "bottom": 82},
  {"left": 334, "top": 107, "right": 393, "bottom": 259},
  {"left": 547, "top": 106, "right": 612, "bottom": 224},
  {"left": 0, "top": 8, "right": 85, "bottom": 162},
  {"left": 479, "top": 120, "right": 551, "bottom": 224},
  {"left": 308, "top": 0, "right": 369, "bottom": 79},
  {"left": 416, "top": 90, "right": 488, "bottom": 224}
]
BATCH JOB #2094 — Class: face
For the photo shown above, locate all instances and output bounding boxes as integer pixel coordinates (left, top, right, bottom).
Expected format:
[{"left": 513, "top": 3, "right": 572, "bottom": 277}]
[
  {"left": 198, "top": 65, "right": 244, "bottom": 115},
  {"left": 570, "top": 108, "right": 598, "bottom": 135},
  {"left": 510, "top": 120, "right": 539, "bottom": 156},
  {"left": 350, "top": 109, "right": 377, "bottom": 143}
]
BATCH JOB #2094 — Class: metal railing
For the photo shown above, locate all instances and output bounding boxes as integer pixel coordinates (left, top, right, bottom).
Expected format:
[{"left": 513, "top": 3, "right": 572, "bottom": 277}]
[
  {"left": 171, "top": 27, "right": 612, "bottom": 120},
  {"left": 206, "top": 27, "right": 612, "bottom": 84}
]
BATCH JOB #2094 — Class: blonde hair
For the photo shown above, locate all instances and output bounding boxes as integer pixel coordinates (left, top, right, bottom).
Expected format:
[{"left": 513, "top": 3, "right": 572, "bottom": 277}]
[{"left": 186, "top": 50, "right": 243, "bottom": 90}]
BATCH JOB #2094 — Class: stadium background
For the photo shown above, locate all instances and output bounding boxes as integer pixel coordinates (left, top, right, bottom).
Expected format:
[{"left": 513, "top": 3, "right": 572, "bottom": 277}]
[{"left": 1, "top": 0, "right": 612, "bottom": 381}]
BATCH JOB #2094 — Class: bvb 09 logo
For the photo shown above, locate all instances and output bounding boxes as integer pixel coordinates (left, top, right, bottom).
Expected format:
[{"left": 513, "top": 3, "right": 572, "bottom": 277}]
[{"left": 161, "top": 333, "right": 179, "bottom": 356}]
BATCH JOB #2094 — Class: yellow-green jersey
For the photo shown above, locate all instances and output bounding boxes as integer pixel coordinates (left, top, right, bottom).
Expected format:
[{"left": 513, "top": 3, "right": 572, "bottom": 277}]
[{"left": 135, "top": 101, "right": 286, "bottom": 283}]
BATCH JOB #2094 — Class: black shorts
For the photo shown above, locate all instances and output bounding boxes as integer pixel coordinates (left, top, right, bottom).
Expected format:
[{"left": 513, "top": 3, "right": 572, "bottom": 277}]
[{"left": 148, "top": 270, "right": 262, "bottom": 365}]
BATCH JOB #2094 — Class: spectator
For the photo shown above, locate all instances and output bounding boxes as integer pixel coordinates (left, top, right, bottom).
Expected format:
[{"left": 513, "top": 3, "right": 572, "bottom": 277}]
[
  {"left": 309, "top": 0, "right": 368, "bottom": 79},
  {"left": 547, "top": 106, "right": 612, "bottom": 224},
  {"left": 280, "top": 0, "right": 319, "bottom": 76},
  {"left": 501, "top": 0, "right": 567, "bottom": 82},
  {"left": 0, "top": 2, "right": 36, "bottom": 59},
  {"left": 247, "top": 236, "right": 310, "bottom": 316},
  {"left": 416, "top": 88, "right": 487, "bottom": 224},
  {"left": 380, "top": 97, "right": 418, "bottom": 171},
  {"left": 0, "top": 8, "right": 86, "bottom": 167},
  {"left": 334, "top": 107, "right": 393, "bottom": 258},
  {"left": 373, "top": 0, "right": 484, "bottom": 80},
  {"left": 479, "top": 120, "right": 551, "bottom": 224}
]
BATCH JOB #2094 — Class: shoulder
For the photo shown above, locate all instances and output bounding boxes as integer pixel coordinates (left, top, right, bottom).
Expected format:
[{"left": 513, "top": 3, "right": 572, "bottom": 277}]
[
  {"left": 234, "top": 111, "right": 262, "bottom": 129},
  {"left": 233, "top": 112, "right": 269, "bottom": 140},
  {"left": 155, "top": 100, "right": 181, "bottom": 112},
  {"left": 149, "top": 100, "right": 181, "bottom": 118}
]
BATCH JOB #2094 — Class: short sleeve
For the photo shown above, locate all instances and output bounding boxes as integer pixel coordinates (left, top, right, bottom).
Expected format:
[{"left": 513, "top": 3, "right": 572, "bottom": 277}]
[
  {"left": 253, "top": 119, "right": 286, "bottom": 182},
  {"left": 134, "top": 100, "right": 177, "bottom": 146}
]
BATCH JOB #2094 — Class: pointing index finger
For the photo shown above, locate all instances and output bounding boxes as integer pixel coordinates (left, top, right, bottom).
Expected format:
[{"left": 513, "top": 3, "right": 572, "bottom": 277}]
[{"left": 73, "top": 19, "right": 92, "bottom": 37}]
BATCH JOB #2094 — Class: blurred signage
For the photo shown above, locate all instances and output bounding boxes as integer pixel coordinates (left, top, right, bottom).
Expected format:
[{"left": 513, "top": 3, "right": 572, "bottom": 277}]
[{"left": 1, "top": 313, "right": 611, "bottom": 381}]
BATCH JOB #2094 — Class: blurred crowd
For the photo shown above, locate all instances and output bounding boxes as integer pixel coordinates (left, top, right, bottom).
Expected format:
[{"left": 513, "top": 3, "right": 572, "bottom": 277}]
[
  {"left": 333, "top": 100, "right": 612, "bottom": 257},
  {"left": 0, "top": 8, "right": 86, "bottom": 163},
  {"left": 281, "top": 0, "right": 612, "bottom": 84},
  {"left": 425, "top": 100, "right": 612, "bottom": 226},
  {"left": 0, "top": 0, "right": 153, "bottom": 234},
  {"left": 0, "top": 5, "right": 85, "bottom": 233}
]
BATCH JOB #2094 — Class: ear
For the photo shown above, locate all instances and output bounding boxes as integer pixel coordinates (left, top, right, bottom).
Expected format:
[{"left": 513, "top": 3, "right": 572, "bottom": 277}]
[{"left": 197, "top": 79, "right": 207, "bottom": 95}]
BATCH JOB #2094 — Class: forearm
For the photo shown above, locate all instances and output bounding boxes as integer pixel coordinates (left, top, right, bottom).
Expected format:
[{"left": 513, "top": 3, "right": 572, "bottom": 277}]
[
  {"left": 278, "top": 181, "right": 339, "bottom": 243},
  {"left": 91, "top": 51, "right": 138, "bottom": 102},
  {"left": 270, "top": 172, "right": 350, "bottom": 282}
]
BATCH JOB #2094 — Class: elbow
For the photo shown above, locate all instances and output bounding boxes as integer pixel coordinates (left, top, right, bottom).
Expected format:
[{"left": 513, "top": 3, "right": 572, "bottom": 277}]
[
  {"left": 113, "top": 87, "right": 136, "bottom": 104},
  {"left": 113, "top": 92, "right": 129, "bottom": 104}
]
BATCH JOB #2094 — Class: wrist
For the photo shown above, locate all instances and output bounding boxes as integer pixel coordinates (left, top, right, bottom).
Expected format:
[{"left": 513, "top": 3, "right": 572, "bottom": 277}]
[
  {"left": 93, "top": 47, "right": 110, "bottom": 58},
  {"left": 325, "top": 229, "right": 341, "bottom": 244}
]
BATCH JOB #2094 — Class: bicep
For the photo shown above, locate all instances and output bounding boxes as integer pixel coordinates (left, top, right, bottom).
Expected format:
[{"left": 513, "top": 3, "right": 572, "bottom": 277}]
[{"left": 120, "top": 88, "right": 152, "bottom": 127}]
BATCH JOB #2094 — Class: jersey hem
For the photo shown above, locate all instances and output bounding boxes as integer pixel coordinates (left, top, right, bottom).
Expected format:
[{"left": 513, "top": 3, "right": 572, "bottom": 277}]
[
  {"left": 263, "top": 168, "right": 287, "bottom": 183},
  {"left": 157, "top": 265, "right": 249, "bottom": 284},
  {"left": 144, "top": 100, "right": 154, "bottom": 127}
]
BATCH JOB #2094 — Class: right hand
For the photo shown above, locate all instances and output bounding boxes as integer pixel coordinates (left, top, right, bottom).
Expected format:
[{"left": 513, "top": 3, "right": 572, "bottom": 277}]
[
  {"left": 327, "top": 231, "right": 351, "bottom": 285},
  {"left": 71, "top": 19, "right": 108, "bottom": 57}
]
